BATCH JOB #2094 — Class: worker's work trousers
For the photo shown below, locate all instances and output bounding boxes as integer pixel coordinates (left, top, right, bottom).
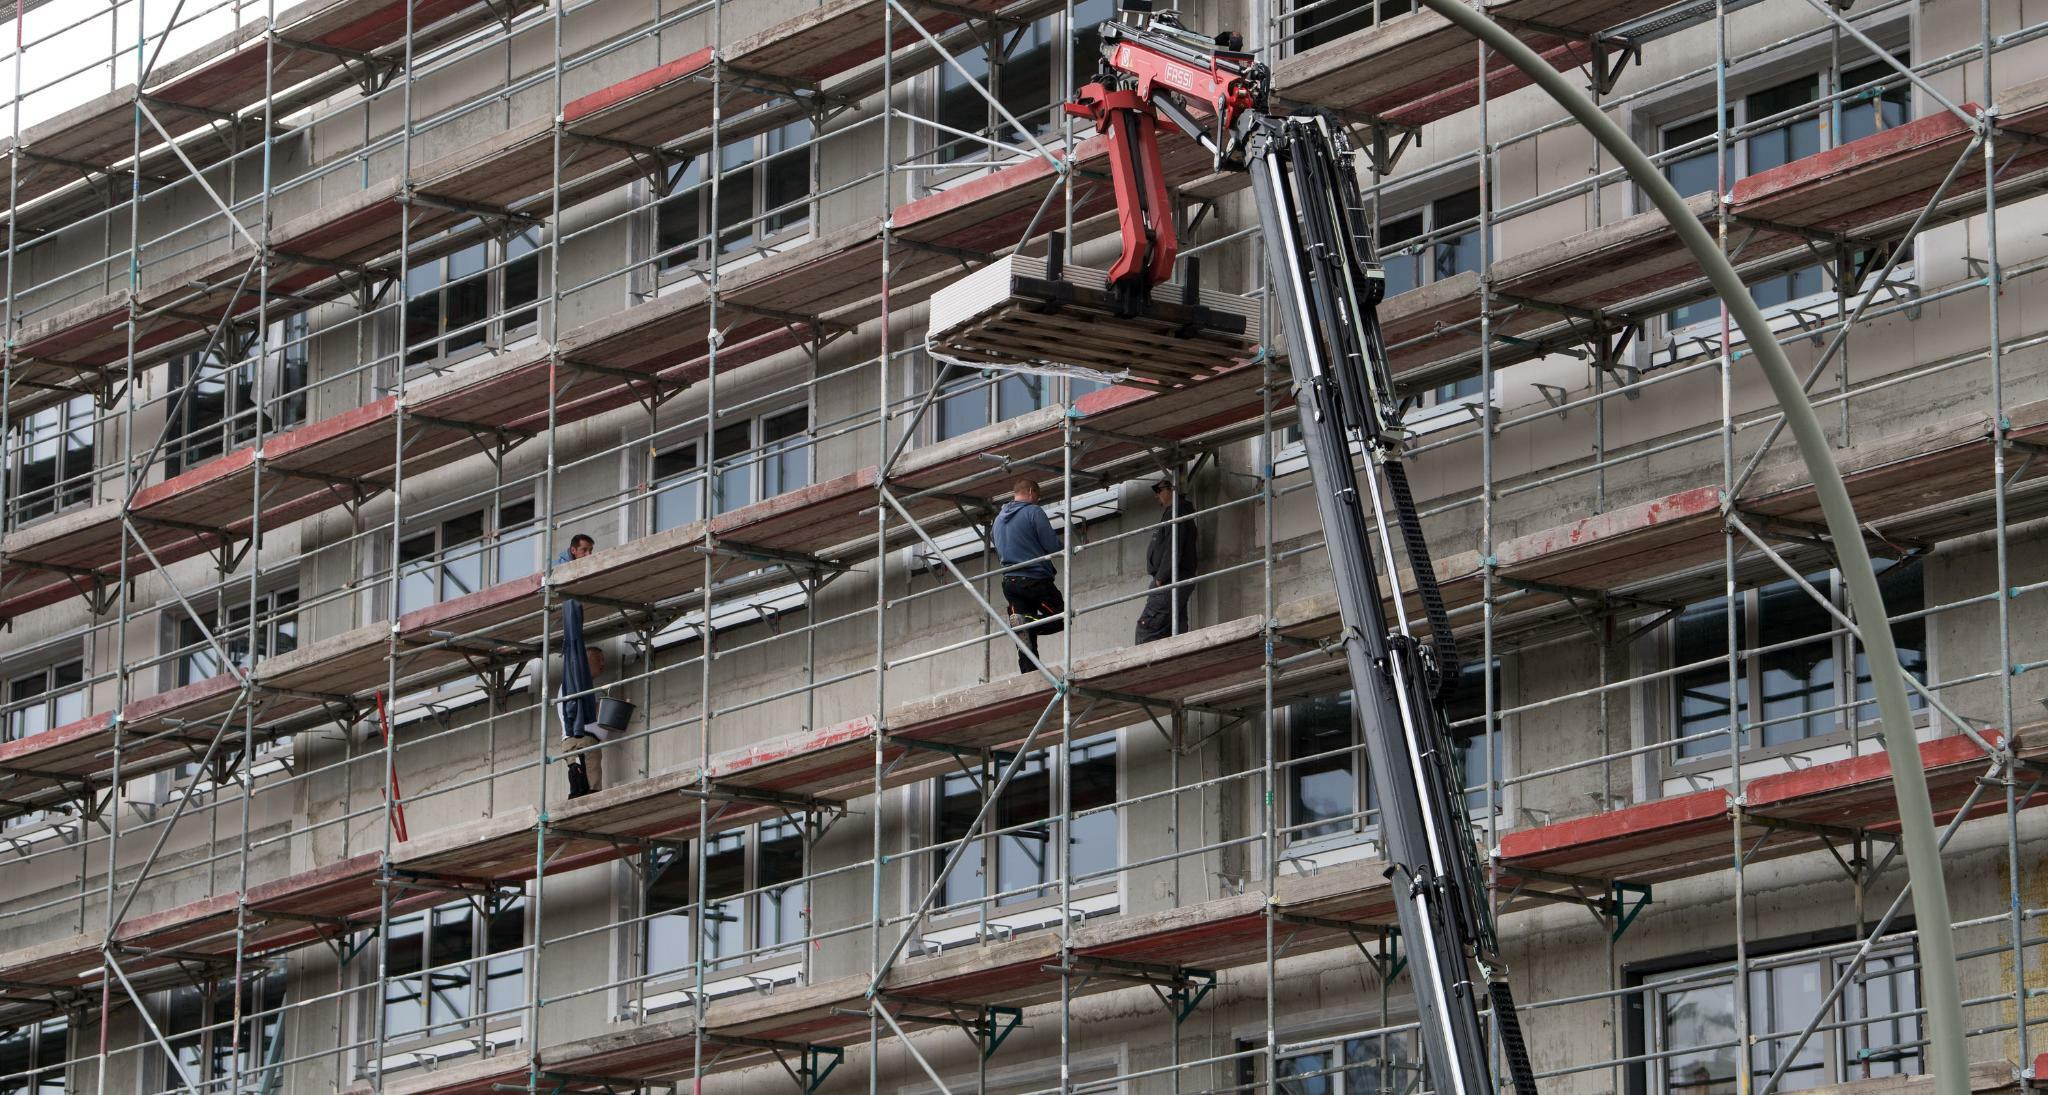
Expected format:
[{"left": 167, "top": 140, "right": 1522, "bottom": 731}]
[
  {"left": 1001, "top": 574, "right": 1065, "bottom": 675},
  {"left": 1135, "top": 582, "right": 1195, "bottom": 644},
  {"left": 562, "top": 730, "right": 604, "bottom": 798}
]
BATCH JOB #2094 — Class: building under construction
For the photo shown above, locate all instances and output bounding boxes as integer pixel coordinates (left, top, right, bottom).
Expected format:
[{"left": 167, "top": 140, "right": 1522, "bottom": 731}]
[{"left": 1, "top": 0, "right": 2045, "bottom": 1091}]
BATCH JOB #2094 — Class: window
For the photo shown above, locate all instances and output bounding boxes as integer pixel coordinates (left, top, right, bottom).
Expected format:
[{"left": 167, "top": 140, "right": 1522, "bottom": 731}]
[
  {"left": 643, "top": 818, "right": 806, "bottom": 980},
  {"left": 933, "top": 732, "right": 1117, "bottom": 911},
  {"left": 4, "top": 661, "right": 85, "bottom": 743},
  {"left": 932, "top": 360, "right": 1105, "bottom": 443},
  {"left": 403, "top": 229, "right": 541, "bottom": 366},
  {"left": 175, "top": 590, "right": 299, "bottom": 686},
  {"left": 1378, "top": 189, "right": 1485, "bottom": 402},
  {"left": 159, "top": 968, "right": 285, "bottom": 1094},
  {"left": 1633, "top": 936, "right": 1920, "bottom": 1092},
  {"left": 397, "top": 501, "right": 538, "bottom": 616},
  {"left": 1669, "top": 561, "right": 1926, "bottom": 762},
  {"left": 0, "top": 1015, "right": 67, "bottom": 1094},
  {"left": 1660, "top": 57, "right": 1911, "bottom": 329},
  {"left": 1284, "top": 0, "right": 1419, "bottom": 55},
  {"left": 656, "top": 121, "right": 814, "bottom": 268},
  {"left": 164, "top": 314, "right": 310, "bottom": 476},
  {"left": 1238, "top": 1030, "right": 1420, "bottom": 1095},
  {"left": 5, "top": 396, "right": 94, "bottom": 529},
  {"left": 930, "top": 1, "right": 1112, "bottom": 163},
  {"left": 1282, "top": 662, "right": 1502, "bottom": 844},
  {"left": 650, "top": 407, "right": 811, "bottom": 531},
  {"left": 377, "top": 896, "right": 526, "bottom": 1043}
]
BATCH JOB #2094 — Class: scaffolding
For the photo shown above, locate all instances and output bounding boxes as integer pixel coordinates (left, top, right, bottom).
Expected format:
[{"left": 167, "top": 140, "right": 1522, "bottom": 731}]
[{"left": 0, "top": 0, "right": 2044, "bottom": 1092}]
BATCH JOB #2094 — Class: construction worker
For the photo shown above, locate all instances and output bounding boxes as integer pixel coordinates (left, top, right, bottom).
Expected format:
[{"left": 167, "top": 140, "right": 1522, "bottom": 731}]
[
  {"left": 558, "top": 533, "right": 604, "bottom": 797},
  {"left": 993, "top": 478, "right": 1064, "bottom": 675},
  {"left": 1136, "top": 478, "right": 1198, "bottom": 643}
]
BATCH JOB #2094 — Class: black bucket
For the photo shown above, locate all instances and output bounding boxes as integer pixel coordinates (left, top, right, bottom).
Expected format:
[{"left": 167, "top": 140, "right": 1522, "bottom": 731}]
[{"left": 595, "top": 696, "right": 636, "bottom": 733}]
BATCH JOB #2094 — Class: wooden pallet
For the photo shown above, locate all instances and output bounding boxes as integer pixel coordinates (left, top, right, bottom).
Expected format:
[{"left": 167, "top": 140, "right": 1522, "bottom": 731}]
[{"left": 927, "top": 254, "right": 1262, "bottom": 383}]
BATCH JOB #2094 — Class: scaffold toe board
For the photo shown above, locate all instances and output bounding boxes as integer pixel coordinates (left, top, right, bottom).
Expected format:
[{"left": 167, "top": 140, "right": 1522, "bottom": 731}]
[{"left": 1495, "top": 726, "right": 2044, "bottom": 899}]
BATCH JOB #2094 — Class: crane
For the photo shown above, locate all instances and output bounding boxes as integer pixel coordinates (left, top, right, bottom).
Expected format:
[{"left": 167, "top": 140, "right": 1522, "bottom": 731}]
[{"left": 1062, "top": 7, "right": 1537, "bottom": 1092}]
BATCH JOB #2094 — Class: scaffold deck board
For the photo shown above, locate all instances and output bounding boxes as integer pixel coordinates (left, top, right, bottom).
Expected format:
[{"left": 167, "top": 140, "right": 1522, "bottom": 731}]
[
  {"left": 1, "top": 0, "right": 531, "bottom": 226},
  {"left": 1271, "top": 0, "right": 1672, "bottom": 123},
  {"left": 1496, "top": 727, "right": 2046, "bottom": 902},
  {"left": 1380, "top": 76, "right": 2048, "bottom": 387}
]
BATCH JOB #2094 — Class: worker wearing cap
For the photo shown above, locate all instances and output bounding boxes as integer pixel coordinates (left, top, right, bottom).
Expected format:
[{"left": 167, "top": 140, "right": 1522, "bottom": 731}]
[{"left": 1136, "top": 478, "right": 1198, "bottom": 644}]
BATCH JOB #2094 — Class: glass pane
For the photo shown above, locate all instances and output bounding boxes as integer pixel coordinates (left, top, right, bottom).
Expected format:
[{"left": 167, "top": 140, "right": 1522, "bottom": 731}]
[
  {"left": 996, "top": 372, "right": 1047, "bottom": 422},
  {"left": 645, "top": 847, "right": 693, "bottom": 976},
  {"left": 763, "top": 122, "right": 812, "bottom": 235},
  {"left": 1745, "top": 76, "right": 1822, "bottom": 176},
  {"left": 996, "top": 14, "right": 1055, "bottom": 145},
  {"left": 653, "top": 442, "right": 703, "bottom": 532},
  {"left": 1345, "top": 1032, "right": 1417, "bottom": 1095},
  {"left": 1663, "top": 113, "right": 1735, "bottom": 198},
  {"left": 1853, "top": 560, "right": 1926, "bottom": 723},
  {"left": 404, "top": 292, "right": 442, "bottom": 366},
  {"left": 1674, "top": 596, "right": 1746, "bottom": 758},
  {"left": 760, "top": 408, "right": 808, "bottom": 498},
  {"left": 1751, "top": 961, "right": 1827, "bottom": 1087},
  {"left": 484, "top": 897, "right": 525, "bottom": 1019},
  {"left": 382, "top": 913, "right": 426, "bottom": 1037},
  {"left": 1378, "top": 212, "right": 1424, "bottom": 298},
  {"left": 756, "top": 819, "right": 805, "bottom": 954},
  {"left": 497, "top": 501, "right": 537, "bottom": 581},
  {"left": 1431, "top": 189, "right": 1482, "bottom": 281},
  {"left": 717, "top": 161, "right": 757, "bottom": 254},
  {"left": 1287, "top": 693, "right": 1359, "bottom": 839},
  {"left": 1840, "top": 58, "right": 1910, "bottom": 143},
  {"left": 936, "top": 771, "right": 987, "bottom": 907},
  {"left": 1841, "top": 950, "right": 1920, "bottom": 1078},
  {"left": 935, "top": 44, "right": 993, "bottom": 162},
  {"left": 1755, "top": 576, "right": 1836, "bottom": 747},
  {"left": 712, "top": 421, "right": 753, "bottom": 514},
  {"left": 701, "top": 830, "right": 746, "bottom": 967},
  {"left": 1067, "top": 734, "right": 1118, "bottom": 883},
  {"left": 1277, "top": 1051, "right": 1332, "bottom": 1095},
  {"left": 657, "top": 160, "right": 704, "bottom": 268},
  {"left": 1660, "top": 968, "right": 1739, "bottom": 1093},
  {"left": 426, "top": 904, "right": 476, "bottom": 1031},
  {"left": 936, "top": 368, "right": 990, "bottom": 440},
  {"left": 994, "top": 751, "right": 1051, "bottom": 905}
]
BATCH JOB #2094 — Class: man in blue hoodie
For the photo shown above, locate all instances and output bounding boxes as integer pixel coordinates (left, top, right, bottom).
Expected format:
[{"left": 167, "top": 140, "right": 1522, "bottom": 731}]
[{"left": 992, "top": 478, "right": 1064, "bottom": 675}]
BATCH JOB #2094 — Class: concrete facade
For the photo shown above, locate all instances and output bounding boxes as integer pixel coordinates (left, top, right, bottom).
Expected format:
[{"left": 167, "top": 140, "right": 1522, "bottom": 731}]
[{"left": 2, "top": 0, "right": 2046, "bottom": 1093}]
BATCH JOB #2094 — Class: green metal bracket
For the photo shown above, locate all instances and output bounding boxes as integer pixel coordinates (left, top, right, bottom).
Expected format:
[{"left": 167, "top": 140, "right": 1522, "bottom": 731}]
[
  {"left": 1607, "top": 882, "right": 1652, "bottom": 940},
  {"left": 1170, "top": 970, "right": 1217, "bottom": 1024},
  {"left": 983, "top": 1005, "right": 1024, "bottom": 1060},
  {"left": 805, "top": 1044, "right": 844, "bottom": 1092},
  {"left": 338, "top": 925, "right": 379, "bottom": 966},
  {"left": 1382, "top": 926, "right": 1406, "bottom": 980}
]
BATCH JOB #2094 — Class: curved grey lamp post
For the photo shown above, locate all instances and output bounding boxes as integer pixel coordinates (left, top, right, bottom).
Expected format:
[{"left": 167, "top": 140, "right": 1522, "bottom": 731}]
[{"left": 1406, "top": 1, "right": 1969, "bottom": 1089}]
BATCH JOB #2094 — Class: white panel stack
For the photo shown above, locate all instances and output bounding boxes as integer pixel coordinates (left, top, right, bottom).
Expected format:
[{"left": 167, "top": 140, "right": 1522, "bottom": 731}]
[{"left": 927, "top": 253, "right": 1262, "bottom": 385}]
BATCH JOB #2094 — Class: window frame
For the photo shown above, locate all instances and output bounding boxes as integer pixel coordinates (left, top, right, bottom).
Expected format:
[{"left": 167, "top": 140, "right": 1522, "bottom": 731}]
[
  {"left": 633, "top": 817, "right": 809, "bottom": 1007},
  {"left": 0, "top": 1009, "right": 68, "bottom": 1094},
  {"left": 1278, "top": 659, "right": 1508, "bottom": 853},
  {"left": 1625, "top": 929, "right": 1923, "bottom": 1093},
  {"left": 1661, "top": 560, "right": 1929, "bottom": 774},
  {"left": 1650, "top": 44, "right": 1913, "bottom": 345},
  {"left": 923, "top": 730, "right": 1122, "bottom": 934},
  {"left": 362, "top": 893, "right": 528, "bottom": 1066},
  {"left": 926, "top": 354, "right": 1108, "bottom": 445},
  {"left": 164, "top": 313, "right": 312, "bottom": 477},
  {"left": 4, "top": 395, "right": 96, "bottom": 531},
  {"left": 919, "top": 1, "right": 1116, "bottom": 172},
  {"left": 157, "top": 967, "right": 287, "bottom": 1095},
  {"left": 1374, "top": 186, "right": 1489, "bottom": 409},
  {"left": 400, "top": 228, "right": 544, "bottom": 372},
  {"left": 653, "top": 119, "right": 817, "bottom": 281},
  {"left": 648, "top": 404, "right": 814, "bottom": 532},
  {"left": 394, "top": 499, "right": 540, "bottom": 618}
]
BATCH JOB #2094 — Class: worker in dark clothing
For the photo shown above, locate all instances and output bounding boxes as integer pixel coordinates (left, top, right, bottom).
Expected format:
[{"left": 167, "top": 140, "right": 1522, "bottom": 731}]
[
  {"left": 992, "top": 478, "right": 1064, "bottom": 675},
  {"left": 1136, "top": 479, "right": 1198, "bottom": 644},
  {"left": 557, "top": 534, "right": 603, "bottom": 798}
]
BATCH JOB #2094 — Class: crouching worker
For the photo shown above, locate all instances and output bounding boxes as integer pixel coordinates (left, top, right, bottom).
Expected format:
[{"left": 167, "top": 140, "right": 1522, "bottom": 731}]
[
  {"left": 1136, "top": 479, "right": 1198, "bottom": 643},
  {"left": 557, "top": 534, "right": 605, "bottom": 798},
  {"left": 993, "top": 478, "right": 1065, "bottom": 676}
]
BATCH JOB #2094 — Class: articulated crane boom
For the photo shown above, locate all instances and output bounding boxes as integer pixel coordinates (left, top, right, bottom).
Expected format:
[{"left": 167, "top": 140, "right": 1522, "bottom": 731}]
[{"left": 1066, "top": 10, "right": 1537, "bottom": 1092}]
